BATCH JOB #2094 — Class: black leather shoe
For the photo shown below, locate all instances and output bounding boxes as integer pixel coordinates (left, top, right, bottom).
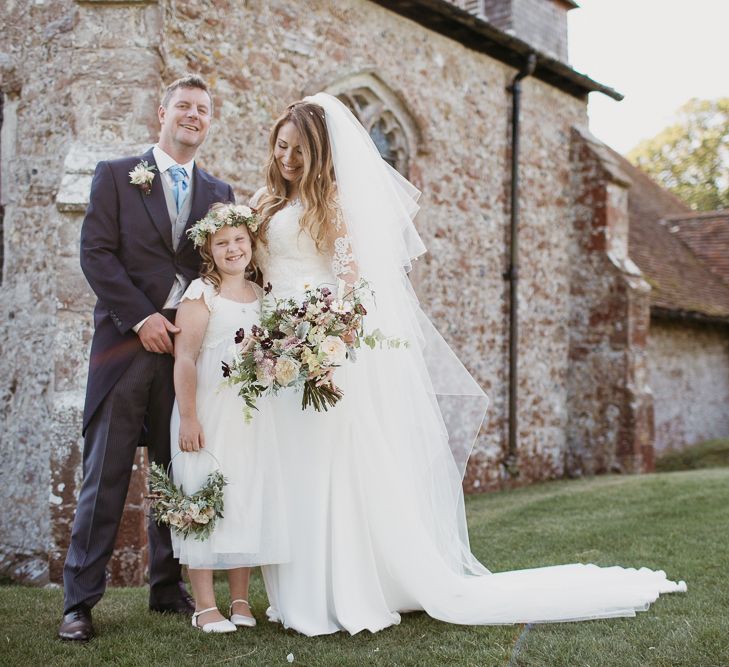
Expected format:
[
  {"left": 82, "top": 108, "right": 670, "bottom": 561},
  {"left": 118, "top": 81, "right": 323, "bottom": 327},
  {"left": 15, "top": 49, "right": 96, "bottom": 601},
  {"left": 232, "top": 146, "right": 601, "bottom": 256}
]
[
  {"left": 58, "top": 605, "right": 95, "bottom": 642},
  {"left": 149, "top": 594, "right": 195, "bottom": 615},
  {"left": 149, "top": 581, "right": 195, "bottom": 616}
]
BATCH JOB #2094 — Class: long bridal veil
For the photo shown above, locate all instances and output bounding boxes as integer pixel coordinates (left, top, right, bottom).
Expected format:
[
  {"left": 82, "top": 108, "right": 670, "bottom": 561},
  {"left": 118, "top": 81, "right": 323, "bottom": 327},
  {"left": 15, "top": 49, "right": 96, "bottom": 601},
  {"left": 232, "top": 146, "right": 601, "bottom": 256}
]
[
  {"left": 305, "top": 92, "right": 489, "bottom": 479},
  {"left": 302, "top": 92, "right": 686, "bottom": 626}
]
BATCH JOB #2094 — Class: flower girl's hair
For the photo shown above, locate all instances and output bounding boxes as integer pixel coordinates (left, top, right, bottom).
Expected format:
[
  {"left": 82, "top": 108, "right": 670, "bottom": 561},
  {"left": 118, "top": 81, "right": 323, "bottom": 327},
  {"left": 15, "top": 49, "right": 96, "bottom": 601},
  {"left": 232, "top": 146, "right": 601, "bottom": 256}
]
[
  {"left": 198, "top": 203, "right": 254, "bottom": 291},
  {"left": 256, "top": 101, "right": 339, "bottom": 253}
]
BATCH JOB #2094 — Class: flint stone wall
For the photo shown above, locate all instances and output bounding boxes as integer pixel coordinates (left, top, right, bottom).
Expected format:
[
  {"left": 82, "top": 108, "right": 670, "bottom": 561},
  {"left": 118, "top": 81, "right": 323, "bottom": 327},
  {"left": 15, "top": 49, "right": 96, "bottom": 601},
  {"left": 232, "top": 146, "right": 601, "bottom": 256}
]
[
  {"left": 165, "top": 0, "right": 586, "bottom": 492},
  {"left": 1, "top": 0, "right": 655, "bottom": 586},
  {"left": 1, "top": 0, "right": 79, "bottom": 584},
  {"left": 0, "top": 0, "right": 162, "bottom": 585},
  {"left": 648, "top": 319, "right": 729, "bottom": 453}
]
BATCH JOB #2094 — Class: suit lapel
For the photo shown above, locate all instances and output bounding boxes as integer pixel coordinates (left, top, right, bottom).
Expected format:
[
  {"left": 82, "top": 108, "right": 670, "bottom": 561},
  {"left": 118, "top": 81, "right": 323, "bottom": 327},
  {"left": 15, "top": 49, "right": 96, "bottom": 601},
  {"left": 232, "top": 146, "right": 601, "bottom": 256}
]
[{"left": 139, "top": 148, "right": 174, "bottom": 253}]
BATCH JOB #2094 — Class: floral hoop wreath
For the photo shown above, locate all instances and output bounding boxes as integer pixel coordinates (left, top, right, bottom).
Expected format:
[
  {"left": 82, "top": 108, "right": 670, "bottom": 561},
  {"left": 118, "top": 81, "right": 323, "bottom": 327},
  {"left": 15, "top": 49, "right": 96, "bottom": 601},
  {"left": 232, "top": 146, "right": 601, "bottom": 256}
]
[
  {"left": 148, "top": 450, "right": 227, "bottom": 541},
  {"left": 187, "top": 203, "right": 260, "bottom": 248}
]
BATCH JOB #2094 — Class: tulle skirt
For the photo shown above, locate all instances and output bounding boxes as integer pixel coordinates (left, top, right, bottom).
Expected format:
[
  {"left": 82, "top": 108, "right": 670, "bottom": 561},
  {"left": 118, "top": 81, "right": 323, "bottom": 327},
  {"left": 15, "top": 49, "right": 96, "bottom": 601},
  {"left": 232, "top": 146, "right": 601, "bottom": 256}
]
[{"left": 170, "top": 342, "right": 290, "bottom": 570}]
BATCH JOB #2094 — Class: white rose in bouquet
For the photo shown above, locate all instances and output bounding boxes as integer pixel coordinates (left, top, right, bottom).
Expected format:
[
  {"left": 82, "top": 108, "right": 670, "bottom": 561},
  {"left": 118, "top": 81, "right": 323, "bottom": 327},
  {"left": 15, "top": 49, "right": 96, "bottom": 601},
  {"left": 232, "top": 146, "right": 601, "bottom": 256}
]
[
  {"left": 275, "top": 357, "right": 301, "bottom": 386},
  {"left": 321, "top": 336, "right": 347, "bottom": 365}
]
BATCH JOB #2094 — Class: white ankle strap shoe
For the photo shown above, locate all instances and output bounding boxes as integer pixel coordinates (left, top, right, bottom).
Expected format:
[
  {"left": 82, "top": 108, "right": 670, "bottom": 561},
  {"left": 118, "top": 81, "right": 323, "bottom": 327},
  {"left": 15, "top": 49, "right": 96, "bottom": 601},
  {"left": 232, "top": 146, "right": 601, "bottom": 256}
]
[
  {"left": 229, "top": 599, "right": 257, "bottom": 627},
  {"left": 192, "top": 606, "right": 237, "bottom": 633}
]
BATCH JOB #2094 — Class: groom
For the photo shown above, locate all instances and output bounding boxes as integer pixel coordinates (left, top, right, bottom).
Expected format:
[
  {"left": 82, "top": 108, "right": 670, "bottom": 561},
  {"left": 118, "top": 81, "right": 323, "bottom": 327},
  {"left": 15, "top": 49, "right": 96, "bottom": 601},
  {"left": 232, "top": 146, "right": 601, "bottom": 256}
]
[{"left": 59, "top": 75, "right": 235, "bottom": 641}]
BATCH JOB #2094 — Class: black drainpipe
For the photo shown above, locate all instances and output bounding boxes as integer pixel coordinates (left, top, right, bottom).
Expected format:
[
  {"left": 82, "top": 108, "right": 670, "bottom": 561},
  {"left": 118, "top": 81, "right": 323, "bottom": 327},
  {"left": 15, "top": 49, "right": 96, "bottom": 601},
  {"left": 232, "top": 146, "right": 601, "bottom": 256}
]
[{"left": 504, "top": 53, "right": 537, "bottom": 472}]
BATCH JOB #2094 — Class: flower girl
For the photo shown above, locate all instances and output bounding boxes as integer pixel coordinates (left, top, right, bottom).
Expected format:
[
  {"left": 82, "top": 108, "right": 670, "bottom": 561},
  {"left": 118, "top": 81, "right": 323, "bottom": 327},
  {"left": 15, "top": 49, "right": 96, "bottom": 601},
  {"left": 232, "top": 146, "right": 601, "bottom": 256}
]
[{"left": 169, "top": 203, "right": 288, "bottom": 633}]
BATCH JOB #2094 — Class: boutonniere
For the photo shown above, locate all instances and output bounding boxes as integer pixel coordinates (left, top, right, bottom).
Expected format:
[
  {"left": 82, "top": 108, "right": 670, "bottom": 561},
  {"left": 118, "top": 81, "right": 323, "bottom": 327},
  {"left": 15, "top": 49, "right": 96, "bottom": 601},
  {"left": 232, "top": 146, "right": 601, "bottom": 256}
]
[{"left": 129, "top": 160, "right": 157, "bottom": 195}]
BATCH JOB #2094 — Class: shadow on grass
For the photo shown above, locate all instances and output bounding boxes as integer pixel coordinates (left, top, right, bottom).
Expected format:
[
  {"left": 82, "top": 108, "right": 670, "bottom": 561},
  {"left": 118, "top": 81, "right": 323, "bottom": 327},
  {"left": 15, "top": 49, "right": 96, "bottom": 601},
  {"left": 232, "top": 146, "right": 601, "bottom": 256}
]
[{"left": 655, "top": 437, "right": 729, "bottom": 472}]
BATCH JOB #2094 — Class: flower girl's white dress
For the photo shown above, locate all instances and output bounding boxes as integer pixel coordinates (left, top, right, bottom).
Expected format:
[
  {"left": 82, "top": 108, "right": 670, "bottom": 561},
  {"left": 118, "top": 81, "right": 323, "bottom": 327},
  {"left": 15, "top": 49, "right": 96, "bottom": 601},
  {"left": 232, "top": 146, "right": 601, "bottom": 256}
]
[
  {"left": 170, "top": 278, "right": 289, "bottom": 569},
  {"left": 255, "top": 202, "right": 686, "bottom": 637}
]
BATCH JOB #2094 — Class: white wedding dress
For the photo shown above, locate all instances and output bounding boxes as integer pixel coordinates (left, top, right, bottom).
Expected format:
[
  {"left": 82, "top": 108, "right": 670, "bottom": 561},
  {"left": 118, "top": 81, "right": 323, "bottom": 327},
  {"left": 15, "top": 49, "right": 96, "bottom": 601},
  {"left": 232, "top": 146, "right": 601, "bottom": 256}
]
[
  {"left": 169, "top": 279, "right": 289, "bottom": 569},
  {"left": 254, "top": 200, "right": 686, "bottom": 637}
]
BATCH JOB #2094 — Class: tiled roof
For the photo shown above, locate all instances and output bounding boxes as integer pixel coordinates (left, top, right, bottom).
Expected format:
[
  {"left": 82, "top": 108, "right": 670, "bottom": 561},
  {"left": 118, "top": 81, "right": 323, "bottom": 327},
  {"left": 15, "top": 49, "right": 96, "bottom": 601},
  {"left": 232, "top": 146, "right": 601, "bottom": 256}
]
[
  {"left": 614, "top": 151, "right": 729, "bottom": 321},
  {"left": 661, "top": 210, "right": 729, "bottom": 287}
]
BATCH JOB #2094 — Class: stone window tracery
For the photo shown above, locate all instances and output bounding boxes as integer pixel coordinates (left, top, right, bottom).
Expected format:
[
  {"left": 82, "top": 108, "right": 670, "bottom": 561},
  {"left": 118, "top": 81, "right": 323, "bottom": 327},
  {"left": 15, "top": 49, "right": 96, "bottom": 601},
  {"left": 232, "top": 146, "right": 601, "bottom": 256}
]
[
  {"left": 336, "top": 88, "right": 411, "bottom": 177},
  {"left": 311, "top": 71, "right": 420, "bottom": 177}
]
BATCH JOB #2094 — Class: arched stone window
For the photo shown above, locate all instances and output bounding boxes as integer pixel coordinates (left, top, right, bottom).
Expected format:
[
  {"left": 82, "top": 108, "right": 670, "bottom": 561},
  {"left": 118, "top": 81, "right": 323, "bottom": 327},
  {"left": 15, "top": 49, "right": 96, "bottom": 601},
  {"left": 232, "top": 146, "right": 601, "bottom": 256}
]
[
  {"left": 320, "top": 72, "right": 420, "bottom": 178},
  {"left": 336, "top": 89, "right": 410, "bottom": 176}
]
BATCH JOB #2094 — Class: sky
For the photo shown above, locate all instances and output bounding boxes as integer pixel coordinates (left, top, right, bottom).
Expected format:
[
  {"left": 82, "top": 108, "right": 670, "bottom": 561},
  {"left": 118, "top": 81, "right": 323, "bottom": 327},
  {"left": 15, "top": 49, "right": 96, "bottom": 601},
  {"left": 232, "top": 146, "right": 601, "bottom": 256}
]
[{"left": 567, "top": 0, "right": 729, "bottom": 155}]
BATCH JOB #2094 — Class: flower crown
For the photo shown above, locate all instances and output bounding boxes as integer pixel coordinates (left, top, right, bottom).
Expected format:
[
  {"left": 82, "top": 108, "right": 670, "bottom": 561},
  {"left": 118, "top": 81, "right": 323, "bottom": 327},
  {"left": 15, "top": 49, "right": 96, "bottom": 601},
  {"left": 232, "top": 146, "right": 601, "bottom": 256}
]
[{"left": 187, "top": 204, "right": 260, "bottom": 248}]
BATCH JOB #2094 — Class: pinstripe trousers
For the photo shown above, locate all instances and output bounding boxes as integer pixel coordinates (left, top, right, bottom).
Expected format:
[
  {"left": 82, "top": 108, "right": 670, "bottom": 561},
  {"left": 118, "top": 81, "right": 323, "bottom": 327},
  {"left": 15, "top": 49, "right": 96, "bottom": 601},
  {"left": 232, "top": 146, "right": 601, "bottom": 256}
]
[{"left": 62, "top": 346, "right": 181, "bottom": 613}]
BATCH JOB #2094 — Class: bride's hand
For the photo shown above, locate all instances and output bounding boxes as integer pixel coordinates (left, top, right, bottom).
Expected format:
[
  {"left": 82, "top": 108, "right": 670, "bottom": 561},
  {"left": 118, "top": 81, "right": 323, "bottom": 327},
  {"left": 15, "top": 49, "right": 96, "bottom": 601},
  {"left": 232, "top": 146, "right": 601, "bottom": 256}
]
[
  {"left": 315, "top": 368, "right": 338, "bottom": 391},
  {"left": 179, "top": 416, "right": 205, "bottom": 452}
]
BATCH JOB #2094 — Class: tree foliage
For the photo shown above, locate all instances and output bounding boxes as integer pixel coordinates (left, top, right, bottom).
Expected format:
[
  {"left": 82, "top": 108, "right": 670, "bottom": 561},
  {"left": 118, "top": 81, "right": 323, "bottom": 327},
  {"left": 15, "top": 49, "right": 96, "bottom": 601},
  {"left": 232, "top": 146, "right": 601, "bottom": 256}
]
[{"left": 627, "top": 98, "right": 729, "bottom": 211}]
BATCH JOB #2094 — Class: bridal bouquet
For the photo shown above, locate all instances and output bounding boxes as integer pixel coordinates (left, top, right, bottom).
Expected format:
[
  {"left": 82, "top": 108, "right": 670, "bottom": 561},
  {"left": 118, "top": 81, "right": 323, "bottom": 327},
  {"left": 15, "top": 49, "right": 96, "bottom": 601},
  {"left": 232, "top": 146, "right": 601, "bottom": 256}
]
[{"left": 222, "top": 278, "right": 406, "bottom": 421}]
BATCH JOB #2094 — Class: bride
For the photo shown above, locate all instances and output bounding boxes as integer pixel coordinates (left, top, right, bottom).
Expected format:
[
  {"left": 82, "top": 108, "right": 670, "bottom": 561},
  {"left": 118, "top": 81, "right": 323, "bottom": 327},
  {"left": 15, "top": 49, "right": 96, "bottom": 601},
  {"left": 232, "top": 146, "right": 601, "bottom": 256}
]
[{"left": 250, "top": 93, "right": 686, "bottom": 637}]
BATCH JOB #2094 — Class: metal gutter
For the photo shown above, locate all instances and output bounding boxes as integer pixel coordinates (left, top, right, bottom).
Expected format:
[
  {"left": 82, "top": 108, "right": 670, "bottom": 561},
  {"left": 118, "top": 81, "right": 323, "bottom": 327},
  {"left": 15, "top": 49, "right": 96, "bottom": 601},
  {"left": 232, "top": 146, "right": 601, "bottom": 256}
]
[
  {"left": 650, "top": 306, "right": 729, "bottom": 327},
  {"left": 368, "top": 0, "right": 623, "bottom": 101}
]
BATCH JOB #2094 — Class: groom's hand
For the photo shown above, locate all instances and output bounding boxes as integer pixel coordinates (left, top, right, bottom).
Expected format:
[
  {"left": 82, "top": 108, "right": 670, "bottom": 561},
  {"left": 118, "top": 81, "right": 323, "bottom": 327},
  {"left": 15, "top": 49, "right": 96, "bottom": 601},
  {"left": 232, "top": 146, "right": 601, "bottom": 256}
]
[{"left": 138, "top": 313, "right": 181, "bottom": 354}]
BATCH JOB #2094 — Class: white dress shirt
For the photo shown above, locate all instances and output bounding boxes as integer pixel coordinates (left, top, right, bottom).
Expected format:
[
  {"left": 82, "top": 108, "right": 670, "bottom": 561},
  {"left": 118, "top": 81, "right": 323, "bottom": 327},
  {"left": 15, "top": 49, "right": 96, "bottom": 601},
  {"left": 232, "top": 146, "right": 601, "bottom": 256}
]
[
  {"left": 132, "top": 145, "right": 195, "bottom": 333},
  {"left": 153, "top": 144, "right": 195, "bottom": 194}
]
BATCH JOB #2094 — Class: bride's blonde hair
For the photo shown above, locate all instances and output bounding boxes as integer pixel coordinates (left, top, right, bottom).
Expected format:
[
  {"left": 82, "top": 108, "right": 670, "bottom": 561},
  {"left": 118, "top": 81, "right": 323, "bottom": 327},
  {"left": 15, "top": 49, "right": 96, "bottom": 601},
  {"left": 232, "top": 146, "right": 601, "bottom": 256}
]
[{"left": 256, "top": 101, "right": 338, "bottom": 252}]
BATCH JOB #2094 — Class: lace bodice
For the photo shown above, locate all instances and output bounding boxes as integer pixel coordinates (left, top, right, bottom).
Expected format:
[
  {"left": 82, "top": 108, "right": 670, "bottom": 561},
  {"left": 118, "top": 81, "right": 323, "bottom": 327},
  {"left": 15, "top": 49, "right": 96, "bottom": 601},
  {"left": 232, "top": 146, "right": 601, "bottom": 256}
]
[
  {"left": 254, "top": 202, "right": 355, "bottom": 299},
  {"left": 181, "top": 278, "right": 261, "bottom": 349}
]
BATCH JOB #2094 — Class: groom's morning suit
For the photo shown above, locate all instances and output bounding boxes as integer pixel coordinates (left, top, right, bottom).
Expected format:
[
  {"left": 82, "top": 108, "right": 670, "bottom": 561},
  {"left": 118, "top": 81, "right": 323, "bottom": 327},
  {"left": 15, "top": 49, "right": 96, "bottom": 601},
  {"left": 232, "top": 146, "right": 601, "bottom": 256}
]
[{"left": 63, "top": 146, "right": 234, "bottom": 613}]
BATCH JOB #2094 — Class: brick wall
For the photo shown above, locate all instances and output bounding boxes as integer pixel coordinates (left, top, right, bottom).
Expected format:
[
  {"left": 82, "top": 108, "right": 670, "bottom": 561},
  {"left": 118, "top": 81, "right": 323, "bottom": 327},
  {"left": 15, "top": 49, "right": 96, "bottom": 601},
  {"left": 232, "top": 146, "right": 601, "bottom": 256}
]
[
  {"left": 566, "top": 128, "right": 654, "bottom": 475},
  {"left": 480, "top": 0, "right": 570, "bottom": 62}
]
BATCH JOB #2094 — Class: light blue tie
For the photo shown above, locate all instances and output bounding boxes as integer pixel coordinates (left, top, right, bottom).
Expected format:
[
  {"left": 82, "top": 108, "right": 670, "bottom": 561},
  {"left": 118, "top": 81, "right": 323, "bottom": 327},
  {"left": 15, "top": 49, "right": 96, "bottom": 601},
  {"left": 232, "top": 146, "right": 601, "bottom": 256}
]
[{"left": 168, "top": 165, "right": 188, "bottom": 213}]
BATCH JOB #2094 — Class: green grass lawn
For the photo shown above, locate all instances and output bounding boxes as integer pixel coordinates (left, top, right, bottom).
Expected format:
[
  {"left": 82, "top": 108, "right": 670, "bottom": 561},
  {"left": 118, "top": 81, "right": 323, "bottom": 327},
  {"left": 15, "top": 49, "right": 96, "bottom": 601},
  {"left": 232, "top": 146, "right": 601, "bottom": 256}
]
[{"left": 2, "top": 469, "right": 727, "bottom": 667}]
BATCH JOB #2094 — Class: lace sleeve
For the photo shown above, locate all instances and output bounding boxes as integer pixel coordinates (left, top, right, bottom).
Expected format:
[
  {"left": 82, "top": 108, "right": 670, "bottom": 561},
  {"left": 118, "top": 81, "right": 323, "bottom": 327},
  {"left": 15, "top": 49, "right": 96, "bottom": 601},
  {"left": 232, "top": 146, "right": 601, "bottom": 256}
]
[{"left": 331, "top": 204, "right": 358, "bottom": 283}]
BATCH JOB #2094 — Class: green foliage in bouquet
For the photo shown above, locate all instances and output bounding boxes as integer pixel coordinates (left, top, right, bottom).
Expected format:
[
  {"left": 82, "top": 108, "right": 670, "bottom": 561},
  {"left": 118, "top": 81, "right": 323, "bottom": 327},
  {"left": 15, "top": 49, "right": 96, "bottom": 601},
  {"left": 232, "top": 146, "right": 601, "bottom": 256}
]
[
  {"left": 223, "top": 278, "right": 408, "bottom": 421},
  {"left": 148, "top": 462, "right": 227, "bottom": 541}
]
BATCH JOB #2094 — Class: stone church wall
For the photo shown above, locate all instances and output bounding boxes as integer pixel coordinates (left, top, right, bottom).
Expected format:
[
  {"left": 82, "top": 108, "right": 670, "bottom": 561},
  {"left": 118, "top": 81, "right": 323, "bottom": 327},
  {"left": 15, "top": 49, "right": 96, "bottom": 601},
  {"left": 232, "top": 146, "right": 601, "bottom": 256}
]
[
  {"left": 157, "top": 0, "right": 587, "bottom": 491},
  {"left": 1, "top": 0, "right": 164, "bottom": 585},
  {"left": 1, "top": 0, "right": 641, "bottom": 585},
  {"left": 1, "top": 0, "right": 80, "bottom": 584},
  {"left": 648, "top": 319, "right": 729, "bottom": 453}
]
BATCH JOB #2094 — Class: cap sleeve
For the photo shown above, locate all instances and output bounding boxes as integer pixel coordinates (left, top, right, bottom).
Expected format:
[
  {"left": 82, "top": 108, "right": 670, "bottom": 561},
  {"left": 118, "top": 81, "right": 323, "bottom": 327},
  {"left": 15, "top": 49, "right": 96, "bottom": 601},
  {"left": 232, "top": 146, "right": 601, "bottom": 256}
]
[
  {"left": 181, "top": 278, "right": 216, "bottom": 312},
  {"left": 249, "top": 186, "right": 268, "bottom": 209}
]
